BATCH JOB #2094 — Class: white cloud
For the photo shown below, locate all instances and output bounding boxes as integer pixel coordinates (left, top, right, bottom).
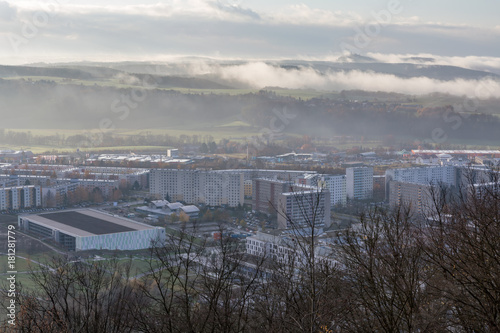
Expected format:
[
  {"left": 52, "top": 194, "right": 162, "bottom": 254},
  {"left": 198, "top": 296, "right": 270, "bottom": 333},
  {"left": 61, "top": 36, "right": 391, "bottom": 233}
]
[
  {"left": 5, "top": 0, "right": 260, "bottom": 22},
  {"left": 366, "top": 53, "right": 500, "bottom": 72},
  {"left": 0, "top": 1, "right": 499, "bottom": 65},
  {"left": 268, "top": 4, "right": 361, "bottom": 27},
  {"left": 185, "top": 61, "right": 500, "bottom": 98}
]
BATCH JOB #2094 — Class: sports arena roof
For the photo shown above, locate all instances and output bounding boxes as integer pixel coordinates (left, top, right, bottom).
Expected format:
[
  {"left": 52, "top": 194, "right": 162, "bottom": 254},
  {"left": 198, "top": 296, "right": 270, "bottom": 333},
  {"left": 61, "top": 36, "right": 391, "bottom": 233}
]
[{"left": 22, "top": 209, "right": 156, "bottom": 237}]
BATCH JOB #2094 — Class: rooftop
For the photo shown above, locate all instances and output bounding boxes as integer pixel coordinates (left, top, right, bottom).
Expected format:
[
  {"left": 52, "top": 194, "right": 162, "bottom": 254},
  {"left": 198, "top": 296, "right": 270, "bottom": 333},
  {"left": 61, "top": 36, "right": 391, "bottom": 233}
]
[
  {"left": 181, "top": 205, "right": 200, "bottom": 213},
  {"left": 22, "top": 209, "right": 157, "bottom": 237}
]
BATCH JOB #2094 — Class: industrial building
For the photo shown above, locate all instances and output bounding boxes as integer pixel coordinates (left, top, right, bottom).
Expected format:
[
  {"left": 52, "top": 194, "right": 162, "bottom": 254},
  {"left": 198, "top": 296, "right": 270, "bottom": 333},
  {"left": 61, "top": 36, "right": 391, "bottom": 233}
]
[{"left": 18, "top": 209, "right": 165, "bottom": 251}]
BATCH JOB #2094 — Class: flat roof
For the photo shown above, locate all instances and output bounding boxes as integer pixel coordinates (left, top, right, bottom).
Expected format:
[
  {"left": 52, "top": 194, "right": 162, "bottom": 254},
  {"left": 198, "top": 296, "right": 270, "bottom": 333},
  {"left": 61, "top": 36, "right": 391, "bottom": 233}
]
[
  {"left": 412, "top": 150, "right": 500, "bottom": 155},
  {"left": 23, "top": 209, "right": 156, "bottom": 237},
  {"left": 181, "top": 205, "right": 200, "bottom": 213}
]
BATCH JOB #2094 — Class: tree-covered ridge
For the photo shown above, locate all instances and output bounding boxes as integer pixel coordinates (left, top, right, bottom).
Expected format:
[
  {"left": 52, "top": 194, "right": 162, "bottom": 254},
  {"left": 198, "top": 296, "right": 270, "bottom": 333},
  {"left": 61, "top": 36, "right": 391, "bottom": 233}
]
[{"left": 0, "top": 78, "right": 499, "bottom": 143}]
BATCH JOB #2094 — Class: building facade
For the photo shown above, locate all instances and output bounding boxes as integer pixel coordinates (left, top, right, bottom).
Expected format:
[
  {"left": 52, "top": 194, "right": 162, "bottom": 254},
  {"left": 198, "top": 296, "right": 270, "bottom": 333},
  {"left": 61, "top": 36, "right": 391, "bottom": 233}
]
[
  {"left": 277, "top": 190, "right": 331, "bottom": 229},
  {"left": 252, "top": 178, "right": 293, "bottom": 214},
  {"left": 346, "top": 167, "right": 373, "bottom": 200},
  {"left": 0, "top": 185, "right": 42, "bottom": 211},
  {"left": 18, "top": 209, "right": 166, "bottom": 251},
  {"left": 149, "top": 169, "right": 244, "bottom": 207},
  {"left": 388, "top": 181, "right": 436, "bottom": 216},
  {"left": 318, "top": 175, "right": 346, "bottom": 207}
]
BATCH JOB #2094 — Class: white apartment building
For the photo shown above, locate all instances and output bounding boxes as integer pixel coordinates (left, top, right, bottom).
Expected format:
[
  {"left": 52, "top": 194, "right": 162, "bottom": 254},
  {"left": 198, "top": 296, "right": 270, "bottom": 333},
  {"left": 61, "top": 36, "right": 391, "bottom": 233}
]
[
  {"left": 223, "top": 169, "right": 316, "bottom": 182},
  {"left": 205, "top": 171, "right": 244, "bottom": 207},
  {"left": 80, "top": 166, "right": 149, "bottom": 188},
  {"left": 75, "top": 179, "right": 120, "bottom": 198},
  {"left": 0, "top": 185, "right": 42, "bottom": 211},
  {"left": 318, "top": 175, "right": 346, "bottom": 206},
  {"left": 246, "top": 231, "right": 282, "bottom": 258},
  {"left": 149, "top": 169, "right": 244, "bottom": 207},
  {"left": 385, "top": 165, "right": 457, "bottom": 187},
  {"left": 277, "top": 190, "right": 331, "bottom": 229},
  {"left": 346, "top": 167, "right": 373, "bottom": 200},
  {"left": 41, "top": 182, "right": 79, "bottom": 208},
  {"left": 385, "top": 165, "right": 464, "bottom": 216},
  {"left": 246, "top": 231, "right": 337, "bottom": 268}
]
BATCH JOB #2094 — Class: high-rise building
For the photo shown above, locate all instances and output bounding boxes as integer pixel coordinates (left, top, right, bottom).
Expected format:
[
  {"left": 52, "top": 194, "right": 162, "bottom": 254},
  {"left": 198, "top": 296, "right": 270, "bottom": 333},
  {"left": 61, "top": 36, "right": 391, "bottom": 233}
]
[
  {"left": 318, "top": 175, "right": 346, "bottom": 206},
  {"left": 252, "top": 178, "right": 293, "bottom": 214},
  {"left": 277, "top": 189, "right": 330, "bottom": 229},
  {"left": 388, "top": 181, "right": 436, "bottom": 216},
  {"left": 149, "top": 169, "right": 243, "bottom": 207},
  {"left": 385, "top": 165, "right": 456, "bottom": 187},
  {"left": 346, "top": 167, "right": 373, "bottom": 200},
  {"left": 0, "top": 185, "right": 42, "bottom": 211}
]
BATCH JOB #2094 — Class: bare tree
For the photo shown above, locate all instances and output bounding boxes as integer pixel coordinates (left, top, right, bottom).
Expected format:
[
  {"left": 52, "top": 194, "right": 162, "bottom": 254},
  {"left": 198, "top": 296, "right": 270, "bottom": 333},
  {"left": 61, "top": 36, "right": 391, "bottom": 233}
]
[
  {"left": 8, "top": 256, "right": 140, "bottom": 333},
  {"left": 135, "top": 222, "right": 265, "bottom": 333},
  {"left": 339, "top": 205, "right": 448, "bottom": 332},
  {"left": 255, "top": 188, "right": 346, "bottom": 333},
  {"left": 424, "top": 169, "right": 500, "bottom": 332}
]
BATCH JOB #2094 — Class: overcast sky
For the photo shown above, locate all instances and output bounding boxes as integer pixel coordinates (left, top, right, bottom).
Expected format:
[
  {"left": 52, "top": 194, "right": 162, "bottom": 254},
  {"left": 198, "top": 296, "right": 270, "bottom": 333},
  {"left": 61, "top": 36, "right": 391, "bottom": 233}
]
[{"left": 0, "top": 0, "right": 499, "bottom": 66}]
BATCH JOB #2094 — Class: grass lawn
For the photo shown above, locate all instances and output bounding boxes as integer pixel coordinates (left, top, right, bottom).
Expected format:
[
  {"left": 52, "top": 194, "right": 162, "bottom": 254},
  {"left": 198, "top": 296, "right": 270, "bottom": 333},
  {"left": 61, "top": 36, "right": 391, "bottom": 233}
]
[
  {"left": 0, "top": 256, "right": 41, "bottom": 273},
  {"left": 115, "top": 258, "right": 158, "bottom": 276}
]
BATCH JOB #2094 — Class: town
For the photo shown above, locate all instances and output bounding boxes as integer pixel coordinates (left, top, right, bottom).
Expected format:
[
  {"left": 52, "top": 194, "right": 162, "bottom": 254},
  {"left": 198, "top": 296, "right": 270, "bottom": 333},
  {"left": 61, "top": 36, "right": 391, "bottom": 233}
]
[{"left": 1, "top": 147, "right": 498, "bottom": 250}]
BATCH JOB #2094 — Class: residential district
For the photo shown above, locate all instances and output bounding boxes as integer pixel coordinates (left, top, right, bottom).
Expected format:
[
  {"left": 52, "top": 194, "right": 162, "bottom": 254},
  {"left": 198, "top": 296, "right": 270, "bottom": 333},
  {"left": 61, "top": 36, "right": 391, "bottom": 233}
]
[{"left": 2, "top": 147, "right": 499, "bottom": 260}]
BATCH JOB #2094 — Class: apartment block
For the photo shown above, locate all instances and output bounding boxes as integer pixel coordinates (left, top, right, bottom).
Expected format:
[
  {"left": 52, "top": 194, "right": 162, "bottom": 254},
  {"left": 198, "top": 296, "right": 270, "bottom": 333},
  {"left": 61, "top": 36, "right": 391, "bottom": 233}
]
[
  {"left": 149, "top": 169, "right": 243, "bottom": 207},
  {"left": 277, "top": 189, "right": 330, "bottom": 229},
  {"left": 388, "top": 181, "right": 435, "bottom": 216},
  {"left": 0, "top": 185, "right": 42, "bottom": 211},
  {"left": 318, "top": 175, "right": 346, "bottom": 206},
  {"left": 346, "top": 167, "right": 373, "bottom": 200},
  {"left": 252, "top": 178, "right": 293, "bottom": 214}
]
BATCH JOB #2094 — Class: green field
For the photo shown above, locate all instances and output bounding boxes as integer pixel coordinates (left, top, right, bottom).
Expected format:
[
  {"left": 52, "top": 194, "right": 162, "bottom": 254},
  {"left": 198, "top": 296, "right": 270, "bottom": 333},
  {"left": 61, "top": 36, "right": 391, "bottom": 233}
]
[
  {"left": 116, "top": 258, "right": 159, "bottom": 276},
  {"left": 0, "top": 256, "right": 41, "bottom": 273}
]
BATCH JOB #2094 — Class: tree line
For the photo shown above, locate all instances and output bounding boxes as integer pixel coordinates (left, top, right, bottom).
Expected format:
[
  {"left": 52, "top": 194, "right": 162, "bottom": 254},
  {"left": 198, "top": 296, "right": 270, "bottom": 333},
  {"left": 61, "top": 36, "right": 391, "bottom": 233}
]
[{"left": 1, "top": 79, "right": 499, "bottom": 143}]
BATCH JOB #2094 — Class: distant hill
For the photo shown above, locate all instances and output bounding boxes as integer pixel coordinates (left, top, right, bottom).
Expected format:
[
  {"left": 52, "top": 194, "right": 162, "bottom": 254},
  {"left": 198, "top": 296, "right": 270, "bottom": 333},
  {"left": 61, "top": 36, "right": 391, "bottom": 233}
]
[
  {"left": 277, "top": 61, "right": 499, "bottom": 81},
  {"left": 336, "top": 53, "right": 377, "bottom": 63},
  {"left": 0, "top": 64, "right": 231, "bottom": 89},
  {"left": 27, "top": 58, "right": 500, "bottom": 84},
  {"left": 0, "top": 65, "right": 95, "bottom": 80}
]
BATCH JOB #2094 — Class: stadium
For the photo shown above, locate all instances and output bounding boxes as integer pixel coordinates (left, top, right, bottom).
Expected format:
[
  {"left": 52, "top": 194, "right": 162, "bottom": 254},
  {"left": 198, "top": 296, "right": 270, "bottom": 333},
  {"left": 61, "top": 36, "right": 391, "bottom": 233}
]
[{"left": 18, "top": 209, "right": 165, "bottom": 251}]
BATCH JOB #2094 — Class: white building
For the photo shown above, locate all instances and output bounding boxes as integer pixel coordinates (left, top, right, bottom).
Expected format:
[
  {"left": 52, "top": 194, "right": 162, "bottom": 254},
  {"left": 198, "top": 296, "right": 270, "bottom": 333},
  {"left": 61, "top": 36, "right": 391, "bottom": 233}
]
[
  {"left": 75, "top": 179, "right": 120, "bottom": 198},
  {"left": 18, "top": 209, "right": 165, "bottom": 251},
  {"left": 223, "top": 169, "right": 316, "bottom": 182},
  {"left": 41, "top": 182, "right": 79, "bottom": 208},
  {"left": 167, "top": 149, "right": 179, "bottom": 158},
  {"left": 415, "top": 154, "right": 439, "bottom": 165},
  {"left": 246, "top": 230, "right": 337, "bottom": 268},
  {"left": 346, "top": 167, "right": 373, "bottom": 200},
  {"left": 277, "top": 189, "right": 330, "bottom": 229},
  {"left": 385, "top": 165, "right": 464, "bottom": 216},
  {"left": 149, "top": 169, "right": 244, "bottom": 207},
  {"left": 318, "top": 175, "right": 346, "bottom": 207},
  {"left": 385, "top": 166, "right": 457, "bottom": 187},
  {"left": 79, "top": 166, "right": 149, "bottom": 188},
  {"left": 0, "top": 185, "right": 42, "bottom": 211}
]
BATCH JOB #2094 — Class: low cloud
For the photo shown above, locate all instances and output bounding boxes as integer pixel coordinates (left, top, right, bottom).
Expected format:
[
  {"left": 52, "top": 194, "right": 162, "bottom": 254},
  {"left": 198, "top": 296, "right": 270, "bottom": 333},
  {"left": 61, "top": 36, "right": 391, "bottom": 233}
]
[
  {"left": 186, "top": 61, "right": 500, "bottom": 98},
  {"left": 366, "top": 53, "right": 500, "bottom": 74}
]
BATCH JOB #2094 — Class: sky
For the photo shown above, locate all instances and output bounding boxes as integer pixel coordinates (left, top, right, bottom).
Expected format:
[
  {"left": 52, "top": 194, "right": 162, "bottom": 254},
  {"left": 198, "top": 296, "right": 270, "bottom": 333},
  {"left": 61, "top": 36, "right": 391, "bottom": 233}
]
[{"left": 0, "top": 0, "right": 499, "bottom": 67}]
